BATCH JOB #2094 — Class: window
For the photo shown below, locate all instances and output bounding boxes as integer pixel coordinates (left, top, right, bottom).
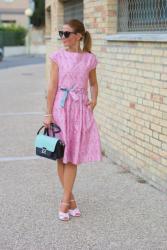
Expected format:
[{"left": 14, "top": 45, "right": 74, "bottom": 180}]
[
  {"left": 118, "top": 0, "right": 167, "bottom": 32},
  {"left": 63, "top": 0, "right": 83, "bottom": 22},
  {"left": 2, "top": 20, "right": 16, "bottom": 24}
]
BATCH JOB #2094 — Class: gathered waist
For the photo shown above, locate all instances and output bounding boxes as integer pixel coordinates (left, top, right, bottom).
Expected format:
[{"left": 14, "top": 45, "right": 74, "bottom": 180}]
[
  {"left": 57, "top": 86, "right": 88, "bottom": 94},
  {"left": 57, "top": 84, "right": 88, "bottom": 108}
]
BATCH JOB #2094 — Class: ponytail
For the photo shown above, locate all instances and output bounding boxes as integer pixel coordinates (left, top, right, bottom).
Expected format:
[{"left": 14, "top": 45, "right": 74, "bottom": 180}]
[{"left": 83, "top": 31, "right": 92, "bottom": 53}]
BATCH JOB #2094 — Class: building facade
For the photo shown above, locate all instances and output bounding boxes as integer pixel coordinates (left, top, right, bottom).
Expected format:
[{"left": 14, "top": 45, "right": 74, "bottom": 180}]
[
  {"left": 45, "top": 0, "right": 167, "bottom": 192},
  {"left": 0, "top": 0, "right": 32, "bottom": 27}
]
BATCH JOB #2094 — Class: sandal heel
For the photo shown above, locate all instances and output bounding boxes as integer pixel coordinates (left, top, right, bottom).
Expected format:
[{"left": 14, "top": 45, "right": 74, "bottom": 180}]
[
  {"left": 69, "top": 199, "right": 81, "bottom": 217},
  {"left": 58, "top": 201, "right": 70, "bottom": 221}
]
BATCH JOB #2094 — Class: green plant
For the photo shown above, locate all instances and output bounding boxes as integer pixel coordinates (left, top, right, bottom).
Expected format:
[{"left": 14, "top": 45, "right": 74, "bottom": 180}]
[
  {"left": 30, "top": 0, "right": 45, "bottom": 28},
  {"left": 0, "top": 24, "right": 27, "bottom": 46}
]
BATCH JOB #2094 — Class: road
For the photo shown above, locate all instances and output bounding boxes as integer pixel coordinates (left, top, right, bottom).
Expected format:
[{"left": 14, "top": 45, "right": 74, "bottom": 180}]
[{"left": 0, "top": 54, "right": 45, "bottom": 70}]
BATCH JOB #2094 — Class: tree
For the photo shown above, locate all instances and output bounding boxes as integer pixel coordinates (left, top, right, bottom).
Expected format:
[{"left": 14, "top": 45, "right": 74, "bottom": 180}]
[{"left": 30, "top": 0, "right": 45, "bottom": 28}]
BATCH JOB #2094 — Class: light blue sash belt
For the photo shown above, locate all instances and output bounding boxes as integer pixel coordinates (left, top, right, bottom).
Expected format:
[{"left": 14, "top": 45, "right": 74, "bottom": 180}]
[{"left": 59, "top": 85, "right": 87, "bottom": 108}]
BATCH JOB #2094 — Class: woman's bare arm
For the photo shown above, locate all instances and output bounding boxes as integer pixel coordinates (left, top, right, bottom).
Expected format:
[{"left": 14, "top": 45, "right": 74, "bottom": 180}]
[
  {"left": 88, "top": 68, "right": 98, "bottom": 110},
  {"left": 46, "top": 61, "right": 59, "bottom": 114}
]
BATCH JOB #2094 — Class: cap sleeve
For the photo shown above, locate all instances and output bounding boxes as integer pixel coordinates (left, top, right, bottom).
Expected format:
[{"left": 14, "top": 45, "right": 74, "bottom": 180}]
[
  {"left": 89, "top": 54, "right": 98, "bottom": 71},
  {"left": 49, "top": 50, "right": 59, "bottom": 65}
]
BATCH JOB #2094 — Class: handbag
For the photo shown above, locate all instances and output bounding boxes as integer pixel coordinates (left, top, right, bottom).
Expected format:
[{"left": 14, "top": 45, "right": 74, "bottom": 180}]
[{"left": 35, "top": 123, "right": 65, "bottom": 160}]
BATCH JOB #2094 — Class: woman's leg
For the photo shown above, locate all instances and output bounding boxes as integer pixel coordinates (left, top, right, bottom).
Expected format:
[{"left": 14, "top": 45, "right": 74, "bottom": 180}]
[
  {"left": 59, "top": 162, "right": 77, "bottom": 212},
  {"left": 57, "top": 159, "right": 65, "bottom": 188},
  {"left": 57, "top": 160, "right": 77, "bottom": 209}
]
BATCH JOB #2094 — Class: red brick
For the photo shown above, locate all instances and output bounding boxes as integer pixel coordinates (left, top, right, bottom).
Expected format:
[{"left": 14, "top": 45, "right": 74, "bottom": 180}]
[{"left": 129, "top": 102, "right": 136, "bottom": 109}]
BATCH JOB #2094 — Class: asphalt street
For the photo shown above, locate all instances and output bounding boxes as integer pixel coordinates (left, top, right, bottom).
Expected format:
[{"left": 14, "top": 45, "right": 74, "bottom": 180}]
[
  {"left": 0, "top": 54, "right": 45, "bottom": 70},
  {"left": 0, "top": 58, "right": 167, "bottom": 250}
]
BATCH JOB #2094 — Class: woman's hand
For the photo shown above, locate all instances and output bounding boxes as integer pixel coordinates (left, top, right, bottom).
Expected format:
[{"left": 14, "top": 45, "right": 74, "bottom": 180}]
[
  {"left": 87, "top": 99, "right": 97, "bottom": 112},
  {"left": 43, "top": 114, "right": 54, "bottom": 128}
]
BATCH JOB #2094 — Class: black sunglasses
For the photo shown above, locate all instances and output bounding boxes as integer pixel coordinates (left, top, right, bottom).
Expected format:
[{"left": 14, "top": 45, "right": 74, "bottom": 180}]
[{"left": 58, "top": 30, "right": 77, "bottom": 39}]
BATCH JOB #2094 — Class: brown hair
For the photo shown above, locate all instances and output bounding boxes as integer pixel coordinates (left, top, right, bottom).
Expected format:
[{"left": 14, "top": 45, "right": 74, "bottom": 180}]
[{"left": 64, "top": 19, "right": 92, "bottom": 53}]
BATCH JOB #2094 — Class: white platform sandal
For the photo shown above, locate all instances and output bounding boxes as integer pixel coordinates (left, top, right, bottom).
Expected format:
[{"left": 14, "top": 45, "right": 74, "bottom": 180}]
[
  {"left": 69, "top": 199, "right": 81, "bottom": 217},
  {"left": 58, "top": 201, "right": 70, "bottom": 221}
]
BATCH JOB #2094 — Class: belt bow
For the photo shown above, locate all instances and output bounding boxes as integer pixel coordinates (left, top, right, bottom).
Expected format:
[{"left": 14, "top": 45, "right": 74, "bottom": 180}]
[{"left": 59, "top": 84, "right": 80, "bottom": 108}]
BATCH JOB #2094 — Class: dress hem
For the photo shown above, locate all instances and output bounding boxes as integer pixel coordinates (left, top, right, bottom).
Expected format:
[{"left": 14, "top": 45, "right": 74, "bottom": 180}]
[{"left": 61, "top": 156, "right": 103, "bottom": 165}]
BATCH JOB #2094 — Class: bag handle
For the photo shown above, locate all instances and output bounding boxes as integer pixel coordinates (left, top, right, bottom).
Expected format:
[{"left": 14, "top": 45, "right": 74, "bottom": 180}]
[{"left": 37, "top": 123, "right": 61, "bottom": 136}]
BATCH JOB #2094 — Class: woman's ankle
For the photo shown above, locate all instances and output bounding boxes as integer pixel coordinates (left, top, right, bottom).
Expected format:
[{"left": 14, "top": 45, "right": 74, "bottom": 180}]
[
  {"left": 59, "top": 201, "right": 70, "bottom": 213},
  {"left": 69, "top": 199, "right": 77, "bottom": 209}
]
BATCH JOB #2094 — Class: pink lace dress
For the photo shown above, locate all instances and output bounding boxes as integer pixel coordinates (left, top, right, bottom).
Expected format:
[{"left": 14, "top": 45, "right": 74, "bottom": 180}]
[{"left": 49, "top": 47, "right": 103, "bottom": 165}]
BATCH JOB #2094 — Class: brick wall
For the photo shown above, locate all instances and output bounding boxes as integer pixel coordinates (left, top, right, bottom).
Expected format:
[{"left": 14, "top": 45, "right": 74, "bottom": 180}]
[
  {"left": 45, "top": 0, "right": 167, "bottom": 192},
  {"left": 97, "top": 41, "right": 167, "bottom": 192}
]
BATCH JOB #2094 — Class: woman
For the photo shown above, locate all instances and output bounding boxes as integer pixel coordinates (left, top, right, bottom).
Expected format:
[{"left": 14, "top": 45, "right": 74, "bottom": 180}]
[{"left": 43, "top": 19, "right": 103, "bottom": 221}]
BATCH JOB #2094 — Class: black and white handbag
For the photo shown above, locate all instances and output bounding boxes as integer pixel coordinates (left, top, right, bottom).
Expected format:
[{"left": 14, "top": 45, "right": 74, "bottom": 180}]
[{"left": 35, "top": 123, "right": 65, "bottom": 160}]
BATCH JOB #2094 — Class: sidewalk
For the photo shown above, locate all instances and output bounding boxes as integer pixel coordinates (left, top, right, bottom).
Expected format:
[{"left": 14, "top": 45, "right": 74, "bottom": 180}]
[{"left": 0, "top": 63, "right": 167, "bottom": 250}]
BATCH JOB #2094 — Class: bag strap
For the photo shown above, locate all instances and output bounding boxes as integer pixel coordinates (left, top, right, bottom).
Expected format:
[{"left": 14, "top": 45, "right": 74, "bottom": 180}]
[
  {"left": 37, "top": 123, "right": 61, "bottom": 136},
  {"left": 50, "top": 123, "right": 61, "bottom": 133},
  {"left": 37, "top": 125, "right": 46, "bottom": 135}
]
